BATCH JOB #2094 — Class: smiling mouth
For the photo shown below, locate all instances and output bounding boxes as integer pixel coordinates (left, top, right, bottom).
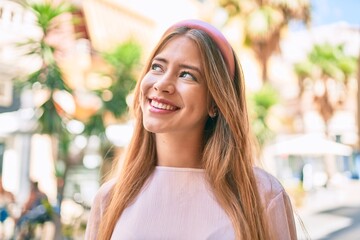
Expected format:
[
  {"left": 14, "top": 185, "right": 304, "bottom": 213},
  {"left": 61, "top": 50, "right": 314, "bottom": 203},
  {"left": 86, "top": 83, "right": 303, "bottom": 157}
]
[{"left": 150, "top": 99, "right": 179, "bottom": 111}]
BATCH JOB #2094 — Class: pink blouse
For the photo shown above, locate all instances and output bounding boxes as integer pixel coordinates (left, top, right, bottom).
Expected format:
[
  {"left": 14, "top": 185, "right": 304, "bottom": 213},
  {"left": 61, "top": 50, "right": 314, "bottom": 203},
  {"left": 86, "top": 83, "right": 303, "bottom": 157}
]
[{"left": 85, "top": 166, "right": 297, "bottom": 240}]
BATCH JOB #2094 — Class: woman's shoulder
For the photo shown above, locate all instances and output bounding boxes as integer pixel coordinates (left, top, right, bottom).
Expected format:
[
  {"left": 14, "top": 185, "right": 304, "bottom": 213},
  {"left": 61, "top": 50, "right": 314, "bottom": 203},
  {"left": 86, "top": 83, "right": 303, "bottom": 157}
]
[
  {"left": 253, "top": 167, "right": 288, "bottom": 207},
  {"left": 92, "top": 178, "right": 117, "bottom": 209},
  {"left": 98, "top": 178, "right": 117, "bottom": 193},
  {"left": 85, "top": 178, "right": 117, "bottom": 239},
  {"left": 253, "top": 167, "right": 298, "bottom": 239}
]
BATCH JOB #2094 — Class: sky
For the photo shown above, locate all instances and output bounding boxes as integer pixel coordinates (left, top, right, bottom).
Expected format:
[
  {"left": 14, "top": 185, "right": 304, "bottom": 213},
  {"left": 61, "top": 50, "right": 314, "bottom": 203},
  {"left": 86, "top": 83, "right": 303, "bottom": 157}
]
[
  {"left": 310, "top": 0, "right": 360, "bottom": 26},
  {"left": 117, "top": 0, "right": 359, "bottom": 32}
]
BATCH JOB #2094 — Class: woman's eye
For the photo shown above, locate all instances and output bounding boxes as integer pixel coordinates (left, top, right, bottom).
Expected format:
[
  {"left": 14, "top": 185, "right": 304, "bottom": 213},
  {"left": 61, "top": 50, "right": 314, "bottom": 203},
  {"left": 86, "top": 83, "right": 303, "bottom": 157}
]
[
  {"left": 180, "top": 71, "right": 196, "bottom": 81},
  {"left": 151, "top": 63, "right": 162, "bottom": 72}
]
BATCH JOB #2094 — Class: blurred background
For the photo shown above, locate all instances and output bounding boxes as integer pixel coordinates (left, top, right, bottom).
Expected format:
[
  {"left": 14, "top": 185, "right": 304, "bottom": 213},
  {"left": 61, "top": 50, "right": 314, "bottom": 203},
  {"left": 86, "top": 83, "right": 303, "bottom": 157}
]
[{"left": 0, "top": 0, "right": 359, "bottom": 239}]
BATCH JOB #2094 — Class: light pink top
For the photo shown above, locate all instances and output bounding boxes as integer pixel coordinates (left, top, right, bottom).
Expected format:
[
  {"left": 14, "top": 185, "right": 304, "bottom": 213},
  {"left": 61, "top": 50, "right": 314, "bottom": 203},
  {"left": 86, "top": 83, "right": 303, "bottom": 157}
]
[{"left": 85, "top": 166, "right": 297, "bottom": 240}]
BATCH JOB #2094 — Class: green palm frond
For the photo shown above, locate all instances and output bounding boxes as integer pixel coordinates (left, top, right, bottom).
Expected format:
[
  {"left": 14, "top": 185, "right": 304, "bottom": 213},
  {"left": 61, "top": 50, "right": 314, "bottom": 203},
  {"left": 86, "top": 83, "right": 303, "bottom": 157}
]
[
  {"left": 250, "top": 84, "right": 279, "bottom": 112},
  {"left": 38, "top": 98, "right": 63, "bottom": 134},
  {"left": 101, "top": 41, "right": 141, "bottom": 117},
  {"left": 29, "top": 1, "right": 75, "bottom": 33},
  {"left": 294, "top": 60, "right": 314, "bottom": 78},
  {"left": 306, "top": 43, "right": 357, "bottom": 81},
  {"left": 337, "top": 56, "right": 357, "bottom": 77},
  {"left": 102, "top": 41, "right": 142, "bottom": 69},
  {"left": 44, "top": 64, "right": 71, "bottom": 92}
]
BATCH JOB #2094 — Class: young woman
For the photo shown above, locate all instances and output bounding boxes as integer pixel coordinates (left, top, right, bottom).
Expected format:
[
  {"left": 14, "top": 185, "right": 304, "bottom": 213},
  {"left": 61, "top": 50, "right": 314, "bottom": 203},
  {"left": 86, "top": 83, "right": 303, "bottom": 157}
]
[{"left": 85, "top": 19, "right": 297, "bottom": 240}]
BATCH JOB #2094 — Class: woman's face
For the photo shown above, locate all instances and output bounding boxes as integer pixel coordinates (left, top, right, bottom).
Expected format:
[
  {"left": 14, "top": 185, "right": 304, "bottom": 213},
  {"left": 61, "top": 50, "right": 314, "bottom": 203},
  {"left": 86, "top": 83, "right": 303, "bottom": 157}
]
[{"left": 140, "top": 36, "right": 210, "bottom": 135}]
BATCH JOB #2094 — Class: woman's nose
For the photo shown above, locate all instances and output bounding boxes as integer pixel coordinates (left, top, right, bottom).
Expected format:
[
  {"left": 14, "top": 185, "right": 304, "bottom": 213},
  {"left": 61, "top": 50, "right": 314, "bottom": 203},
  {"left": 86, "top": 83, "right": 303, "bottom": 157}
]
[{"left": 153, "top": 74, "right": 175, "bottom": 94}]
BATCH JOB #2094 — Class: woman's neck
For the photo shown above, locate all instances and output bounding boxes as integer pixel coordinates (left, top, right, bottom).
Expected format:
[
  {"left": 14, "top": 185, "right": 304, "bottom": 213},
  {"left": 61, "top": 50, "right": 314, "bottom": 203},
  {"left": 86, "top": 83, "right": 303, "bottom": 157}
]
[{"left": 155, "top": 132, "right": 203, "bottom": 168}]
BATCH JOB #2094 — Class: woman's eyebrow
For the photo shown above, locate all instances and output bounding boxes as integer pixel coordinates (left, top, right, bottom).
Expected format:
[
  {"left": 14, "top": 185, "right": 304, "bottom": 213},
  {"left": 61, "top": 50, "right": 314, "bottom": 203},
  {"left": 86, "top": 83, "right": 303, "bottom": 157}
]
[
  {"left": 153, "top": 57, "right": 202, "bottom": 74},
  {"left": 179, "top": 64, "right": 202, "bottom": 74},
  {"left": 153, "top": 57, "right": 167, "bottom": 63}
]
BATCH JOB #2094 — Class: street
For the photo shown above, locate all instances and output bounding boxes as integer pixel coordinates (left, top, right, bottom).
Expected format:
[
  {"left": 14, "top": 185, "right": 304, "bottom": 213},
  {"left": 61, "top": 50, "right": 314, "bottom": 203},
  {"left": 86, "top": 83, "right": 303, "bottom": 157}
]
[{"left": 296, "top": 179, "right": 360, "bottom": 240}]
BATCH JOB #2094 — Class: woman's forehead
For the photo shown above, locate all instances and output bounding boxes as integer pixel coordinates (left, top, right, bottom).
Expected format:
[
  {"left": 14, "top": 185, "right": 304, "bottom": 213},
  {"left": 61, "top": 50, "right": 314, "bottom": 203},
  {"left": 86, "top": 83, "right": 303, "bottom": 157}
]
[
  {"left": 153, "top": 36, "right": 203, "bottom": 66},
  {"left": 158, "top": 34, "right": 199, "bottom": 54}
]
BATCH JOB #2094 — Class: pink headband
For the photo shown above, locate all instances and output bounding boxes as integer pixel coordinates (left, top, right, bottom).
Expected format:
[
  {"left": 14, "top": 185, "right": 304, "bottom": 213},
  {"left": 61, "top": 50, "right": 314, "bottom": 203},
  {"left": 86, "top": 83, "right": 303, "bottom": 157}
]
[{"left": 165, "top": 19, "right": 235, "bottom": 78}]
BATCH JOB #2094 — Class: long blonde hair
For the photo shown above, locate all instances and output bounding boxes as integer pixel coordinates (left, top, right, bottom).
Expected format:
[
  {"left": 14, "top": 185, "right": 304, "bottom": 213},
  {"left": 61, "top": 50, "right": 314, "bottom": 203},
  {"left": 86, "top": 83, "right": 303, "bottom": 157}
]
[{"left": 97, "top": 26, "right": 270, "bottom": 240}]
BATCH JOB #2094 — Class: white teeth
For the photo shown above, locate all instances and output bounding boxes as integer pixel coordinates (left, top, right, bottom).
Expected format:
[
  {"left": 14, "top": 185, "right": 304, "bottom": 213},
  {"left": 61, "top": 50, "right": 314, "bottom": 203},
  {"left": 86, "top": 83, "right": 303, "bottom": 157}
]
[{"left": 151, "top": 100, "right": 177, "bottom": 110}]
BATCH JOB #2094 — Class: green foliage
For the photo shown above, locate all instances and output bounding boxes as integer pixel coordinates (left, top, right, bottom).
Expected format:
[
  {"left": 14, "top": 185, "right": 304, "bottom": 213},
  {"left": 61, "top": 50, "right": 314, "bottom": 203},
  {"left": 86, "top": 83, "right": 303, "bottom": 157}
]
[
  {"left": 102, "top": 41, "right": 142, "bottom": 118},
  {"left": 306, "top": 43, "right": 357, "bottom": 81},
  {"left": 250, "top": 84, "right": 279, "bottom": 112},
  {"left": 83, "top": 41, "right": 142, "bottom": 136},
  {"left": 294, "top": 60, "right": 314, "bottom": 78},
  {"left": 83, "top": 112, "right": 106, "bottom": 136},
  {"left": 19, "top": 1, "right": 73, "bottom": 136},
  {"left": 338, "top": 56, "right": 358, "bottom": 75},
  {"left": 248, "top": 84, "right": 279, "bottom": 148},
  {"left": 27, "top": 63, "right": 71, "bottom": 91},
  {"left": 37, "top": 98, "right": 63, "bottom": 134},
  {"left": 102, "top": 41, "right": 142, "bottom": 70},
  {"left": 29, "top": 1, "right": 75, "bottom": 34},
  {"left": 251, "top": 117, "right": 275, "bottom": 149},
  {"left": 104, "top": 41, "right": 141, "bottom": 117},
  {"left": 13, "top": 2, "right": 76, "bottom": 215},
  {"left": 54, "top": 160, "right": 66, "bottom": 178},
  {"left": 294, "top": 42, "right": 358, "bottom": 134}
]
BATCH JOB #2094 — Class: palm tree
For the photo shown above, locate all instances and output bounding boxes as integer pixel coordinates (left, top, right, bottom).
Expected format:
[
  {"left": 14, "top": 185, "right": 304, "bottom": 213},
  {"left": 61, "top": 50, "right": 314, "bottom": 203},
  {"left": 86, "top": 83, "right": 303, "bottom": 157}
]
[
  {"left": 14, "top": 2, "right": 75, "bottom": 235},
  {"left": 294, "top": 43, "right": 358, "bottom": 136},
  {"left": 219, "top": 0, "right": 311, "bottom": 82},
  {"left": 14, "top": 1, "right": 142, "bottom": 237}
]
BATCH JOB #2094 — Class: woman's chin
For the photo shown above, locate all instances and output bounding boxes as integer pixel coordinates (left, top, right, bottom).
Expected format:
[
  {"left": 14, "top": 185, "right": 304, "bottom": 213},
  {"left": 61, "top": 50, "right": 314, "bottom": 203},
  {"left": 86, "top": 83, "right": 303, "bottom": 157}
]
[{"left": 143, "top": 123, "right": 161, "bottom": 133}]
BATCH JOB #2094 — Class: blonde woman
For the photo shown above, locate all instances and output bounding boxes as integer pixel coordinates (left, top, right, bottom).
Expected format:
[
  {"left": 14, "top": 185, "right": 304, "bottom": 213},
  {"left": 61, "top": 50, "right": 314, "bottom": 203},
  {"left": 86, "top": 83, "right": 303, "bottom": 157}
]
[{"left": 85, "top": 19, "right": 297, "bottom": 240}]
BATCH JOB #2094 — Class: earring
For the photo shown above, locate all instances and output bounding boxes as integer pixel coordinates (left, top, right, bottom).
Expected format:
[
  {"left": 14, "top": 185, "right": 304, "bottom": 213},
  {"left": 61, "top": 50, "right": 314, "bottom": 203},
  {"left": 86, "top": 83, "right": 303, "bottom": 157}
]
[{"left": 210, "top": 110, "right": 218, "bottom": 119}]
